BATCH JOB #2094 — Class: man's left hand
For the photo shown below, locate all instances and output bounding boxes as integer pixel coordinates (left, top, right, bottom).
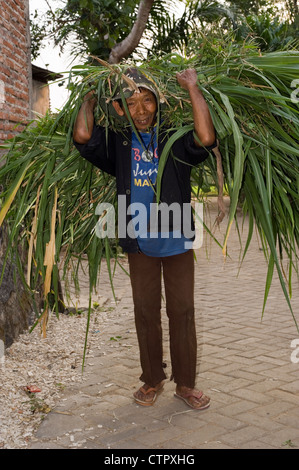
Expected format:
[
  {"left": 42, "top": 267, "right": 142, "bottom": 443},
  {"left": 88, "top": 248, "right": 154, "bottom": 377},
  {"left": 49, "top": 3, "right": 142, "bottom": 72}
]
[{"left": 176, "top": 69, "right": 198, "bottom": 91}]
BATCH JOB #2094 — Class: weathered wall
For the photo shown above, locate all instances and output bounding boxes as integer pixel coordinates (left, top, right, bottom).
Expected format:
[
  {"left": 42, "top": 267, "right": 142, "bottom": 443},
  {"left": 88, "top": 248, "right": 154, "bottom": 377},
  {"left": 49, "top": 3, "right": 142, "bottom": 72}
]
[
  {"left": 0, "top": 259, "right": 33, "bottom": 349},
  {"left": 0, "top": 0, "right": 32, "bottom": 143},
  {"left": 32, "top": 78, "right": 50, "bottom": 117}
]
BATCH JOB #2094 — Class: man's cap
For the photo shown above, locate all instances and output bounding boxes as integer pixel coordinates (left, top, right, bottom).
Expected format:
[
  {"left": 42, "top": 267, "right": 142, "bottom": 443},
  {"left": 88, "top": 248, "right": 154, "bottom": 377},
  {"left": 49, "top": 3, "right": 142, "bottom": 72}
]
[{"left": 112, "top": 67, "right": 163, "bottom": 102}]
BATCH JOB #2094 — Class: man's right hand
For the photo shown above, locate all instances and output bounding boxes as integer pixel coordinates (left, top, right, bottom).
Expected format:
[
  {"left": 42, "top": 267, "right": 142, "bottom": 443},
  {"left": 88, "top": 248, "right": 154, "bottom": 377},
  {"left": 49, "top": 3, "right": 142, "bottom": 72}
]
[{"left": 83, "top": 90, "right": 97, "bottom": 107}]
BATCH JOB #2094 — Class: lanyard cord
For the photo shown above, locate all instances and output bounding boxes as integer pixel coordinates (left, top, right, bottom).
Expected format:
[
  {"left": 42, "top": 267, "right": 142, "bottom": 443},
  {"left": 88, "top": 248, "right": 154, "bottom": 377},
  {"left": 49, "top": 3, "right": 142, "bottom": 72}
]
[
  {"left": 134, "top": 128, "right": 158, "bottom": 191},
  {"left": 137, "top": 128, "right": 156, "bottom": 161}
]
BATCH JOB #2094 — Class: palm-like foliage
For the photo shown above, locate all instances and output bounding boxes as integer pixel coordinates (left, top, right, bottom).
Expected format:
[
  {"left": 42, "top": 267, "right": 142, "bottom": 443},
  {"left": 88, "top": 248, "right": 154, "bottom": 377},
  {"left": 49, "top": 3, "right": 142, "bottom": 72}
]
[
  {"left": 30, "top": 0, "right": 181, "bottom": 62},
  {"left": 234, "top": 12, "right": 297, "bottom": 51},
  {"left": 1, "top": 45, "right": 299, "bottom": 364}
]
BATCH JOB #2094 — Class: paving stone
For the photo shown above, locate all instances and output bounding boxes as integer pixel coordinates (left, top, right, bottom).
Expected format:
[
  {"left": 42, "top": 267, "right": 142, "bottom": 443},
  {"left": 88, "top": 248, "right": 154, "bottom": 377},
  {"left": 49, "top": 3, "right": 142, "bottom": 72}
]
[
  {"left": 214, "top": 399, "right": 259, "bottom": 416},
  {"left": 110, "top": 439, "right": 152, "bottom": 449},
  {"left": 177, "top": 424, "right": 228, "bottom": 447},
  {"left": 97, "top": 426, "right": 143, "bottom": 447},
  {"left": 246, "top": 379, "right": 286, "bottom": 393},
  {"left": 35, "top": 413, "right": 86, "bottom": 439},
  {"left": 258, "top": 428, "right": 299, "bottom": 448},
  {"left": 278, "top": 380, "right": 299, "bottom": 394},
  {"left": 267, "top": 389, "right": 299, "bottom": 405},
  {"left": 234, "top": 411, "right": 283, "bottom": 432},
  {"left": 135, "top": 424, "right": 190, "bottom": 447},
  {"left": 200, "top": 411, "right": 246, "bottom": 431},
  {"left": 157, "top": 439, "right": 197, "bottom": 449},
  {"left": 238, "top": 440, "right": 277, "bottom": 449},
  {"left": 221, "top": 425, "right": 268, "bottom": 447},
  {"left": 252, "top": 400, "right": 297, "bottom": 418},
  {"left": 274, "top": 409, "right": 299, "bottom": 430},
  {"left": 229, "top": 387, "right": 276, "bottom": 405},
  {"left": 195, "top": 441, "right": 235, "bottom": 449}
]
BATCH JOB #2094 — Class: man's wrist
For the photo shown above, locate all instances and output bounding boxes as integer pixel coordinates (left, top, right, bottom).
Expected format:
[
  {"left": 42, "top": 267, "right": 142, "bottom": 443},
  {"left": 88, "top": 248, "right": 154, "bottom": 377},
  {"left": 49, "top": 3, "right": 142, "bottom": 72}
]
[
  {"left": 83, "top": 98, "right": 97, "bottom": 111},
  {"left": 188, "top": 85, "right": 203, "bottom": 97},
  {"left": 83, "top": 92, "right": 97, "bottom": 105}
]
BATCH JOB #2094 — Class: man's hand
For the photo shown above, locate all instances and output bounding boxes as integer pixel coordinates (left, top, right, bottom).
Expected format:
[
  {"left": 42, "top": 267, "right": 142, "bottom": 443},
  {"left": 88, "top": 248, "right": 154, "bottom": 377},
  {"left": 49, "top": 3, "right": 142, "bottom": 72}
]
[
  {"left": 73, "top": 91, "right": 97, "bottom": 144},
  {"left": 83, "top": 90, "right": 97, "bottom": 107},
  {"left": 176, "top": 69, "right": 198, "bottom": 91}
]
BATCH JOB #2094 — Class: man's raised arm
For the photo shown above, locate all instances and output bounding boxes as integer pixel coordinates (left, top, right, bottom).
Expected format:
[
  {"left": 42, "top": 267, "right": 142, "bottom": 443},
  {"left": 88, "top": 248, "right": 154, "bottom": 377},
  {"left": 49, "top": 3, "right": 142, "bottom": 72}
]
[
  {"left": 176, "top": 69, "right": 215, "bottom": 147},
  {"left": 73, "top": 92, "right": 97, "bottom": 144}
]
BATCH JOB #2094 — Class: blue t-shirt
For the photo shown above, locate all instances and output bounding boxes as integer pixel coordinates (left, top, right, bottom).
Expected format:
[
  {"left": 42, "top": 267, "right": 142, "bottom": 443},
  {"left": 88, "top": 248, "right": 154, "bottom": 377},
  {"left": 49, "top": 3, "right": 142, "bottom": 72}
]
[{"left": 130, "top": 128, "right": 190, "bottom": 257}]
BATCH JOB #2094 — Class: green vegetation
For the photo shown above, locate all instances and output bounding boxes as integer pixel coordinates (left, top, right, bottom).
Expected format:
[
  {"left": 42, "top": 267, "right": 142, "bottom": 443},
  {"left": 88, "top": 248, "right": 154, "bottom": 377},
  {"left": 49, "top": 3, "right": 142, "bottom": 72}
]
[{"left": 1, "top": 0, "right": 298, "bottom": 366}]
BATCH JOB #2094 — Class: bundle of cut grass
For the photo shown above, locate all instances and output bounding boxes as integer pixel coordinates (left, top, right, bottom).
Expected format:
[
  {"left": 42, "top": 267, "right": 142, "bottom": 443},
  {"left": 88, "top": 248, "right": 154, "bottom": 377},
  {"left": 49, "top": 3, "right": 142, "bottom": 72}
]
[{"left": 0, "top": 48, "right": 298, "bottom": 352}]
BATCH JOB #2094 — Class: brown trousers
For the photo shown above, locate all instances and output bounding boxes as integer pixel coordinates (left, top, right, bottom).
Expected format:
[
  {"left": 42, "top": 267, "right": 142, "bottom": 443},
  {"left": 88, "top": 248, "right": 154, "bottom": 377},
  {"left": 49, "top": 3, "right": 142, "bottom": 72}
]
[{"left": 128, "top": 249, "right": 197, "bottom": 388}]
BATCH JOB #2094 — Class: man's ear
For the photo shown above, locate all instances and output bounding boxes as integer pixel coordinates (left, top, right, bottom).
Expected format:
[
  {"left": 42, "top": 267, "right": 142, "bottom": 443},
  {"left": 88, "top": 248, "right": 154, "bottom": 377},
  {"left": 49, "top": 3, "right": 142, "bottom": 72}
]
[{"left": 112, "top": 101, "right": 125, "bottom": 117}]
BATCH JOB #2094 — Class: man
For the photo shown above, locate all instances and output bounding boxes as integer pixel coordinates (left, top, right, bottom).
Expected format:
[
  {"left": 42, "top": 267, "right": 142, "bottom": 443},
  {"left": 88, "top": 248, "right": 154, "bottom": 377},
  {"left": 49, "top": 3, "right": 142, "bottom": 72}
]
[{"left": 73, "top": 67, "right": 216, "bottom": 410}]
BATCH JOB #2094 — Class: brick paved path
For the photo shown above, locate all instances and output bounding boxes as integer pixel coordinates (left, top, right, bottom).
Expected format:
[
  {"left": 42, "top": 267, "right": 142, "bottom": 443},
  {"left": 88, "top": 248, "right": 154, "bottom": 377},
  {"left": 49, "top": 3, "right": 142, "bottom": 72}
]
[{"left": 29, "top": 198, "right": 299, "bottom": 449}]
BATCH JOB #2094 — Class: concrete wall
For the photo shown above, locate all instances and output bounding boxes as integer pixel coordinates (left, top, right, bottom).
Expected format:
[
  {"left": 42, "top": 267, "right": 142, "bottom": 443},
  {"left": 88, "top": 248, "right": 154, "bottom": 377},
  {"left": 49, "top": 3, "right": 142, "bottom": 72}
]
[{"left": 32, "top": 78, "right": 50, "bottom": 117}]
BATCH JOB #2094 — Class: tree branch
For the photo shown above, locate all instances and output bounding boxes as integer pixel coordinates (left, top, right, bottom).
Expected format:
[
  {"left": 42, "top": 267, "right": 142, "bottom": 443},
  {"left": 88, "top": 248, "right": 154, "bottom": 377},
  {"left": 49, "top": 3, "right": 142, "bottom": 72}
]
[{"left": 108, "top": 0, "right": 155, "bottom": 64}]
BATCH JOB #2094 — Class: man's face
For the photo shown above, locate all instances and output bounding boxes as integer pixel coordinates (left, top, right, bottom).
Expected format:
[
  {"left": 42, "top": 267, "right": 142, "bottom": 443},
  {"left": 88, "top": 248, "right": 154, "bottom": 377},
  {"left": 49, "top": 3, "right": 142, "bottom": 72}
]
[{"left": 113, "top": 88, "right": 157, "bottom": 131}]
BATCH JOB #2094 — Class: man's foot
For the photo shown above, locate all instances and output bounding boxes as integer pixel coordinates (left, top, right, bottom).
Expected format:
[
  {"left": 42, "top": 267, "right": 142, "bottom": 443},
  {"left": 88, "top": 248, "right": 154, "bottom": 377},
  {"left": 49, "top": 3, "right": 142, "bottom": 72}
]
[
  {"left": 133, "top": 381, "right": 164, "bottom": 406},
  {"left": 174, "top": 386, "right": 210, "bottom": 410}
]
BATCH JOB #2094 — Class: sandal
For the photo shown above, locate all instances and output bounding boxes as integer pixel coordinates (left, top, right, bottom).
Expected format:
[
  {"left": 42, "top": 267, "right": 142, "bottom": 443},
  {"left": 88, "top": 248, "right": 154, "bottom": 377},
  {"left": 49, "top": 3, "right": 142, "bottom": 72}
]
[
  {"left": 133, "top": 382, "right": 164, "bottom": 406},
  {"left": 174, "top": 389, "right": 210, "bottom": 410}
]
